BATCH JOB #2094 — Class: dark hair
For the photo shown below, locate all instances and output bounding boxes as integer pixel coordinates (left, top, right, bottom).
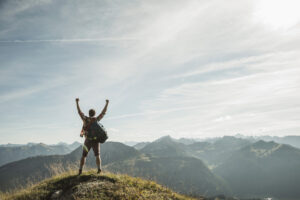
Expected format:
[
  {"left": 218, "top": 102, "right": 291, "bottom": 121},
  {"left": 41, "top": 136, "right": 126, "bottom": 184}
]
[{"left": 89, "top": 109, "right": 96, "bottom": 117}]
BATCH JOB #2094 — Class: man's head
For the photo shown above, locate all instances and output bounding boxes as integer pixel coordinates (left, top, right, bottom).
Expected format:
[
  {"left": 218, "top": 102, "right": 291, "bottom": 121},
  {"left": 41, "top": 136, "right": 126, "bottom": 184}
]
[{"left": 89, "top": 109, "right": 96, "bottom": 117}]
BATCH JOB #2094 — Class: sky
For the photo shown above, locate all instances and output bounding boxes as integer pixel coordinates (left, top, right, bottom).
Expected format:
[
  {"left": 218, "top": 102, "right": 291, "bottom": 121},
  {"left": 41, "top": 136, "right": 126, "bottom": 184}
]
[{"left": 0, "top": 0, "right": 300, "bottom": 144}]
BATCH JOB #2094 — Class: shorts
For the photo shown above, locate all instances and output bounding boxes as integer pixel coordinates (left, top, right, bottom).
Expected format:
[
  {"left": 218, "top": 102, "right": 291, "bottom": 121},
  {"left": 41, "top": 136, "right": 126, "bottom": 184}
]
[{"left": 82, "top": 139, "right": 100, "bottom": 157}]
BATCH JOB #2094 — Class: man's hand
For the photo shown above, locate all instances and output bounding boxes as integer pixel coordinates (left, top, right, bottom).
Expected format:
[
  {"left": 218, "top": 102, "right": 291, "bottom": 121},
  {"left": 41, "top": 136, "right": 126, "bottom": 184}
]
[
  {"left": 106, "top": 99, "right": 109, "bottom": 104},
  {"left": 76, "top": 98, "right": 79, "bottom": 102}
]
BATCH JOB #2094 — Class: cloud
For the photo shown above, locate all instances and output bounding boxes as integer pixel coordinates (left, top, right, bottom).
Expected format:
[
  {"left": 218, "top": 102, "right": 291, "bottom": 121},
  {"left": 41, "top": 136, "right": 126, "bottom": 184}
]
[
  {"left": 0, "top": 78, "right": 65, "bottom": 103},
  {"left": 0, "top": 38, "right": 138, "bottom": 43},
  {"left": 0, "top": 0, "right": 52, "bottom": 18},
  {"left": 137, "top": 66, "right": 300, "bottom": 137},
  {"left": 214, "top": 115, "right": 232, "bottom": 122},
  {"left": 0, "top": 0, "right": 300, "bottom": 143}
]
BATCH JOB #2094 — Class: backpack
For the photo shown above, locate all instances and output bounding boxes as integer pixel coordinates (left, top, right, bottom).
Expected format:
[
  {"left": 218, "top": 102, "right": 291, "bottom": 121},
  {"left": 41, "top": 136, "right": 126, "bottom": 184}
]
[{"left": 85, "top": 118, "right": 108, "bottom": 143}]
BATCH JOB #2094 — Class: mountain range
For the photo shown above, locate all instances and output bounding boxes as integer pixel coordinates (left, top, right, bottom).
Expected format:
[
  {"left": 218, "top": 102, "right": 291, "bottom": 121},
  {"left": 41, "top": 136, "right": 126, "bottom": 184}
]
[
  {"left": 131, "top": 135, "right": 300, "bottom": 149},
  {"left": 0, "top": 142, "right": 81, "bottom": 167},
  {"left": 0, "top": 141, "right": 227, "bottom": 196},
  {"left": 1, "top": 135, "right": 300, "bottom": 199},
  {"left": 214, "top": 140, "right": 300, "bottom": 199}
]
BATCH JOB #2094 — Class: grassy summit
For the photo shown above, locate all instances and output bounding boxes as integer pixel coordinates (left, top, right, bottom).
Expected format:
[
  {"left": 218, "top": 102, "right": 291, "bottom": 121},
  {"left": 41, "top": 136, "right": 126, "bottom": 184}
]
[{"left": 1, "top": 170, "right": 199, "bottom": 200}]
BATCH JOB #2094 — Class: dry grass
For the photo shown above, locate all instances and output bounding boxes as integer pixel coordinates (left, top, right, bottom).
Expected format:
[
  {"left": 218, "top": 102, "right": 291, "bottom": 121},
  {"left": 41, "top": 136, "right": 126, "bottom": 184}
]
[{"left": 2, "top": 170, "right": 202, "bottom": 200}]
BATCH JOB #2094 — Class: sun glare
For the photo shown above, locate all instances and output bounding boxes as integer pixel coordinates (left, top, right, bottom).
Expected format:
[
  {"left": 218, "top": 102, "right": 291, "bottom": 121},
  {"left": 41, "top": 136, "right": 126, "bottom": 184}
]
[{"left": 254, "top": 0, "right": 300, "bottom": 30}]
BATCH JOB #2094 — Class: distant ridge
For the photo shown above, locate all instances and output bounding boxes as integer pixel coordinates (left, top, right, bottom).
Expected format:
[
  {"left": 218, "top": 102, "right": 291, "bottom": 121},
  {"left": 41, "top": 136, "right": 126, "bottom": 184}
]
[
  {"left": 215, "top": 140, "right": 300, "bottom": 199},
  {"left": 1, "top": 135, "right": 300, "bottom": 199},
  {"left": 0, "top": 142, "right": 81, "bottom": 167},
  {"left": 130, "top": 134, "right": 300, "bottom": 149},
  {"left": 140, "top": 135, "right": 189, "bottom": 157}
]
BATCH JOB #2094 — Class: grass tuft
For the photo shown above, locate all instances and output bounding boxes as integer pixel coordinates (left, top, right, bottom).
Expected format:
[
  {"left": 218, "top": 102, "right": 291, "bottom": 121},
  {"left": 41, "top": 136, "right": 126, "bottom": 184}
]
[{"left": 2, "top": 170, "right": 201, "bottom": 200}]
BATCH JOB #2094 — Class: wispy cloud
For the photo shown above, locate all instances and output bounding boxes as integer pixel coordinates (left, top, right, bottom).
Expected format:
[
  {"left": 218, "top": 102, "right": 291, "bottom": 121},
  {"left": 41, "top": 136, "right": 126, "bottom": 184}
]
[
  {"left": 0, "top": 38, "right": 138, "bottom": 43},
  {"left": 0, "top": 0, "right": 300, "bottom": 143},
  {"left": 137, "top": 67, "right": 300, "bottom": 137},
  {"left": 107, "top": 104, "right": 207, "bottom": 120}
]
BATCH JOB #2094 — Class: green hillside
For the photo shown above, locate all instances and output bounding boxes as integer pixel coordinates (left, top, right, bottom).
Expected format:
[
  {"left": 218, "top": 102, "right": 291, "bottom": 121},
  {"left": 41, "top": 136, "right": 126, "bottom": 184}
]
[
  {"left": 215, "top": 140, "right": 300, "bottom": 199},
  {"left": 105, "top": 155, "right": 229, "bottom": 196},
  {"left": 1, "top": 171, "right": 199, "bottom": 200}
]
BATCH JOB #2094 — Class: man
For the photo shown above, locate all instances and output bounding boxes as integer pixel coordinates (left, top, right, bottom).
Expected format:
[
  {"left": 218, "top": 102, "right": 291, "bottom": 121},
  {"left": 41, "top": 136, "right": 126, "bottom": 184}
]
[{"left": 76, "top": 98, "right": 109, "bottom": 175}]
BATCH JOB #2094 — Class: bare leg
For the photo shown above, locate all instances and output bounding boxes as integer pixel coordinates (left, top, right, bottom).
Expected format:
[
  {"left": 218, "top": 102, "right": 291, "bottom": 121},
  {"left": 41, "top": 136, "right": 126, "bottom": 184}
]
[
  {"left": 80, "top": 156, "right": 86, "bottom": 169},
  {"left": 79, "top": 156, "right": 86, "bottom": 175},
  {"left": 96, "top": 155, "right": 102, "bottom": 173}
]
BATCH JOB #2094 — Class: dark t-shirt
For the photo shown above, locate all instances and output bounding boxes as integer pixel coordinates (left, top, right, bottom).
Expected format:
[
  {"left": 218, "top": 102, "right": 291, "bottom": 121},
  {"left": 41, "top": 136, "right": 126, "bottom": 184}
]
[{"left": 80, "top": 114, "right": 98, "bottom": 137}]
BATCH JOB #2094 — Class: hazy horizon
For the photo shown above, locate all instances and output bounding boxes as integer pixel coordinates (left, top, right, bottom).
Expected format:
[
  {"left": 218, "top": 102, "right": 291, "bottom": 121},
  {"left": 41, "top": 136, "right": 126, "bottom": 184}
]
[
  {"left": 1, "top": 134, "right": 299, "bottom": 146},
  {"left": 1, "top": 0, "right": 300, "bottom": 144}
]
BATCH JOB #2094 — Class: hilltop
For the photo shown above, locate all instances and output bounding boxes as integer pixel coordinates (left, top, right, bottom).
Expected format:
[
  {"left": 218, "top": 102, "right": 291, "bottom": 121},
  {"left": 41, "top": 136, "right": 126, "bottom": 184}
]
[
  {"left": 0, "top": 142, "right": 228, "bottom": 196},
  {"left": 1, "top": 171, "right": 200, "bottom": 200}
]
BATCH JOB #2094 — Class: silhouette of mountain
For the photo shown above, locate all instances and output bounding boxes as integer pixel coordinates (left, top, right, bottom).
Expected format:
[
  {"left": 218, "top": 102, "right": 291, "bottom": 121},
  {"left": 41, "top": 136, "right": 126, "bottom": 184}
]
[
  {"left": 123, "top": 141, "right": 139, "bottom": 146},
  {"left": 56, "top": 141, "right": 82, "bottom": 151},
  {"left": 176, "top": 137, "right": 197, "bottom": 145},
  {"left": 0, "top": 143, "right": 23, "bottom": 147},
  {"left": 215, "top": 140, "right": 300, "bottom": 199},
  {"left": 233, "top": 134, "right": 300, "bottom": 149},
  {"left": 140, "top": 135, "right": 189, "bottom": 157},
  {"left": 133, "top": 142, "right": 150, "bottom": 150},
  {"left": 67, "top": 141, "right": 82, "bottom": 150},
  {"left": 139, "top": 135, "right": 252, "bottom": 167},
  {"left": 183, "top": 136, "right": 252, "bottom": 167},
  {"left": 258, "top": 135, "right": 300, "bottom": 149},
  {"left": 132, "top": 137, "right": 196, "bottom": 150},
  {"left": 0, "top": 143, "right": 73, "bottom": 167},
  {"left": 0, "top": 142, "right": 82, "bottom": 167}
]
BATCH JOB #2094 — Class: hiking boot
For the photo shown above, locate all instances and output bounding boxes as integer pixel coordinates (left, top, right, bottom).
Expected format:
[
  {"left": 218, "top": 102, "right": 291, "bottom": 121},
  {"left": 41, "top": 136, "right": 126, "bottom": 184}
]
[
  {"left": 78, "top": 169, "right": 82, "bottom": 175},
  {"left": 97, "top": 169, "right": 102, "bottom": 174}
]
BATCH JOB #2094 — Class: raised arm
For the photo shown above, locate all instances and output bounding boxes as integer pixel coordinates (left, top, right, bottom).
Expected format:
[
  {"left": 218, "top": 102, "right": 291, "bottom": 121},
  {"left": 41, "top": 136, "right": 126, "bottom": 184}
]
[
  {"left": 76, "top": 98, "right": 85, "bottom": 120},
  {"left": 97, "top": 99, "right": 109, "bottom": 121}
]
